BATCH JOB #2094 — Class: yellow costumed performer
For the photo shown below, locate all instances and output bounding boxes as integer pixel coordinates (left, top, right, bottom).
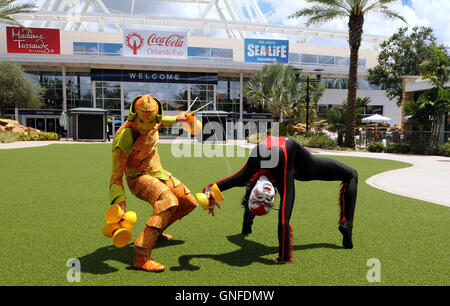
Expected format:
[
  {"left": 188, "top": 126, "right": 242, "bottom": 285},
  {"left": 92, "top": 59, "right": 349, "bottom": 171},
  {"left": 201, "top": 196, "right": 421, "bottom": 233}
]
[{"left": 109, "top": 94, "right": 198, "bottom": 272}]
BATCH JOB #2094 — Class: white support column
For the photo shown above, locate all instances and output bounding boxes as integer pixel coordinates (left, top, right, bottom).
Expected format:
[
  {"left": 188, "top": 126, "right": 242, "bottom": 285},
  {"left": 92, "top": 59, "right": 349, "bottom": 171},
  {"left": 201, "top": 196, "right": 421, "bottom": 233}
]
[
  {"left": 213, "top": 84, "right": 217, "bottom": 110},
  {"left": 62, "top": 66, "right": 67, "bottom": 112},
  {"left": 187, "top": 83, "right": 191, "bottom": 111},
  {"left": 120, "top": 81, "right": 125, "bottom": 123},
  {"left": 237, "top": 72, "right": 244, "bottom": 140},
  {"left": 14, "top": 106, "right": 19, "bottom": 123},
  {"left": 187, "top": 84, "right": 191, "bottom": 139},
  {"left": 239, "top": 72, "right": 243, "bottom": 122},
  {"left": 92, "top": 80, "right": 96, "bottom": 108}
]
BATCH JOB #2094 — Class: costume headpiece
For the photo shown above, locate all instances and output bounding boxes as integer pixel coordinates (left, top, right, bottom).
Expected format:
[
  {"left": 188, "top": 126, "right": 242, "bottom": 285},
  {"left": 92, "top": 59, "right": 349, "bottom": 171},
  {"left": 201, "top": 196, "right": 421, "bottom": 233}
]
[{"left": 128, "top": 94, "right": 163, "bottom": 121}]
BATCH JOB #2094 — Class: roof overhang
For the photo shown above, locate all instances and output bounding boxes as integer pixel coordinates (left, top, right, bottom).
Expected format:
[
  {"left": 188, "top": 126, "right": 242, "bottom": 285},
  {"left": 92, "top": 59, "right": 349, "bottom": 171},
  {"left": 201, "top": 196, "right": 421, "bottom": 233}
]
[{"left": 2, "top": 53, "right": 368, "bottom": 77}]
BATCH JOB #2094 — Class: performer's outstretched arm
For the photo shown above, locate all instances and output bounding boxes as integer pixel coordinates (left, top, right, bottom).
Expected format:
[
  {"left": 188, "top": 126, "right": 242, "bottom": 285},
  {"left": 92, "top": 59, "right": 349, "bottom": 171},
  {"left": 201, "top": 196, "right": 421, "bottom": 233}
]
[
  {"left": 109, "top": 147, "right": 128, "bottom": 208},
  {"left": 204, "top": 152, "right": 260, "bottom": 194}
]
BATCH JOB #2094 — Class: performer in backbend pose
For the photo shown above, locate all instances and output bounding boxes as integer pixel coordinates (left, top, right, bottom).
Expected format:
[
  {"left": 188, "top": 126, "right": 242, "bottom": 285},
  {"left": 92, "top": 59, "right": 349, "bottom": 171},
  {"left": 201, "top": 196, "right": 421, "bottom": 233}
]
[{"left": 203, "top": 136, "right": 358, "bottom": 264}]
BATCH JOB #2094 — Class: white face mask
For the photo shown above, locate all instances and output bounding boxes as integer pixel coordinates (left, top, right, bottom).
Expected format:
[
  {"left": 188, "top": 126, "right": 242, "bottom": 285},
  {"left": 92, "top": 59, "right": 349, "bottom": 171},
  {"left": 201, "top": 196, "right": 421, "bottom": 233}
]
[{"left": 248, "top": 176, "right": 275, "bottom": 215}]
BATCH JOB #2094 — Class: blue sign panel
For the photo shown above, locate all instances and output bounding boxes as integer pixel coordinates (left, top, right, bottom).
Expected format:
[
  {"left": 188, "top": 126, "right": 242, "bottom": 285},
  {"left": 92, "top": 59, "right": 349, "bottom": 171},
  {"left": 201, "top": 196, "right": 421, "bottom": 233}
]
[
  {"left": 244, "top": 38, "right": 289, "bottom": 63},
  {"left": 91, "top": 69, "right": 218, "bottom": 85}
]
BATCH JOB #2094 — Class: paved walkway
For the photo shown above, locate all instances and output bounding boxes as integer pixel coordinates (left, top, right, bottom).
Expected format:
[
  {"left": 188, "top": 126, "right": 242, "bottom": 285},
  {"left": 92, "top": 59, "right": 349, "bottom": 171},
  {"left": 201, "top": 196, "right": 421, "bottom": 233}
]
[
  {"left": 1, "top": 140, "right": 449, "bottom": 207},
  {"left": 311, "top": 149, "right": 450, "bottom": 207}
]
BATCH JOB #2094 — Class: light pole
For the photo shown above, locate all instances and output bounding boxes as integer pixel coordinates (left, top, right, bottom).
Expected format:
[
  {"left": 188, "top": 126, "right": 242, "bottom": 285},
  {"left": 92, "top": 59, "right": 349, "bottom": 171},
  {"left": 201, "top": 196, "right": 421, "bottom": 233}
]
[{"left": 295, "top": 68, "right": 323, "bottom": 132}]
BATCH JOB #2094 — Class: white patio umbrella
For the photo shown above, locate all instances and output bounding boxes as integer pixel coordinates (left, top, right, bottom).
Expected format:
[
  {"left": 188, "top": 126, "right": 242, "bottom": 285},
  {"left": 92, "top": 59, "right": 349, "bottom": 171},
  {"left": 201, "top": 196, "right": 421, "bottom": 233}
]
[
  {"left": 361, "top": 114, "right": 392, "bottom": 124},
  {"left": 361, "top": 114, "right": 392, "bottom": 136}
]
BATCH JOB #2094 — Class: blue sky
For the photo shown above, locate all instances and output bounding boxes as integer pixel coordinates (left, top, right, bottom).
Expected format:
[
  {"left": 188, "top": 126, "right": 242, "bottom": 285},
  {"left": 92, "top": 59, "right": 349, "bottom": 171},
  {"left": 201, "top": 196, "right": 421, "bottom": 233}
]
[
  {"left": 13, "top": 0, "right": 450, "bottom": 48},
  {"left": 259, "top": 0, "right": 449, "bottom": 47}
]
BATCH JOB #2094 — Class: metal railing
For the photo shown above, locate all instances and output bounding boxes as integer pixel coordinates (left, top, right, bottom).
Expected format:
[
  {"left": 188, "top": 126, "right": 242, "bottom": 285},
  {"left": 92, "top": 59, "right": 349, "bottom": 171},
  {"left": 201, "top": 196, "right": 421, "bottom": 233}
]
[{"left": 360, "top": 130, "right": 450, "bottom": 148}]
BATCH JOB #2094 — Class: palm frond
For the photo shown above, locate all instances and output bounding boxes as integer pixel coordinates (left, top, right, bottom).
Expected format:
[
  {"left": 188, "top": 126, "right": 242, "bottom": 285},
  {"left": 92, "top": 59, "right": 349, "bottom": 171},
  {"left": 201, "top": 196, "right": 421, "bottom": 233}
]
[
  {"left": 378, "top": 8, "right": 408, "bottom": 24},
  {"left": 0, "top": 0, "right": 36, "bottom": 28},
  {"left": 290, "top": 6, "right": 347, "bottom": 26}
]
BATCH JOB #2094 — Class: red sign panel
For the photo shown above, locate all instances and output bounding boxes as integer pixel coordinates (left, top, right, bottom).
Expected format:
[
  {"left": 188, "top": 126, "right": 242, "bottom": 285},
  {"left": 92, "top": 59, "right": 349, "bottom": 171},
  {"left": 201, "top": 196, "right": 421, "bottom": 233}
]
[{"left": 6, "top": 27, "right": 60, "bottom": 54}]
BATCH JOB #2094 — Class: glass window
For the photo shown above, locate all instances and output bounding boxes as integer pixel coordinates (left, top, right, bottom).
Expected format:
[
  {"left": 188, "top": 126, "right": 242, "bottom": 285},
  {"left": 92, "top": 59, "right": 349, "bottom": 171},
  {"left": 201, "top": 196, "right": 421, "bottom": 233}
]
[
  {"left": 365, "top": 105, "right": 383, "bottom": 115},
  {"left": 322, "top": 78, "right": 348, "bottom": 89},
  {"left": 335, "top": 56, "right": 350, "bottom": 66},
  {"left": 217, "top": 80, "right": 229, "bottom": 101},
  {"left": 25, "top": 72, "right": 40, "bottom": 83},
  {"left": 103, "top": 99, "right": 120, "bottom": 110},
  {"left": 301, "top": 54, "right": 318, "bottom": 65},
  {"left": 73, "top": 42, "right": 99, "bottom": 55},
  {"left": 166, "top": 84, "right": 188, "bottom": 111},
  {"left": 211, "top": 48, "right": 233, "bottom": 61},
  {"left": 26, "top": 118, "right": 35, "bottom": 129},
  {"left": 24, "top": 71, "right": 63, "bottom": 109},
  {"left": 36, "top": 118, "right": 45, "bottom": 130},
  {"left": 358, "top": 58, "right": 366, "bottom": 68},
  {"left": 318, "top": 55, "right": 334, "bottom": 66},
  {"left": 288, "top": 53, "right": 301, "bottom": 64},
  {"left": 95, "top": 80, "right": 121, "bottom": 110},
  {"left": 217, "top": 77, "right": 241, "bottom": 113},
  {"left": 99, "top": 43, "right": 122, "bottom": 56},
  {"left": 46, "top": 118, "right": 56, "bottom": 132},
  {"left": 66, "top": 72, "right": 92, "bottom": 109},
  {"left": 357, "top": 79, "right": 383, "bottom": 90},
  {"left": 123, "top": 83, "right": 190, "bottom": 112},
  {"left": 188, "top": 47, "right": 211, "bottom": 60},
  {"left": 191, "top": 84, "right": 214, "bottom": 111}
]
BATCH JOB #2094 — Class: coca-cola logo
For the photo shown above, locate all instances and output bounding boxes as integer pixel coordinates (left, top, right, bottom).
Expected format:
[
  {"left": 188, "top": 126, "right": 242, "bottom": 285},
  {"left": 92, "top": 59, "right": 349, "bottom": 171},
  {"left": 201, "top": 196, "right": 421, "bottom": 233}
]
[
  {"left": 126, "top": 32, "right": 144, "bottom": 55},
  {"left": 147, "top": 33, "right": 185, "bottom": 48}
]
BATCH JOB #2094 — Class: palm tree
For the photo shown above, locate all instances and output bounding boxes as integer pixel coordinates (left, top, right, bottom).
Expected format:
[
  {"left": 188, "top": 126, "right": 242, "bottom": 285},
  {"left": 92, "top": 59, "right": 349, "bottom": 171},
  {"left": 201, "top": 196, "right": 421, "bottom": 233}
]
[
  {"left": 0, "top": 0, "right": 36, "bottom": 28},
  {"left": 326, "top": 97, "right": 371, "bottom": 145},
  {"left": 244, "top": 63, "right": 300, "bottom": 121},
  {"left": 290, "top": 0, "right": 406, "bottom": 148}
]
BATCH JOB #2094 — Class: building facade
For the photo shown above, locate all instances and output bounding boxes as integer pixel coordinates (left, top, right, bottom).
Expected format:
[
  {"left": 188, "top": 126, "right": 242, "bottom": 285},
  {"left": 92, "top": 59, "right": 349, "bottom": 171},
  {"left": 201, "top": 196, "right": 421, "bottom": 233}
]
[{"left": 0, "top": 3, "right": 401, "bottom": 138}]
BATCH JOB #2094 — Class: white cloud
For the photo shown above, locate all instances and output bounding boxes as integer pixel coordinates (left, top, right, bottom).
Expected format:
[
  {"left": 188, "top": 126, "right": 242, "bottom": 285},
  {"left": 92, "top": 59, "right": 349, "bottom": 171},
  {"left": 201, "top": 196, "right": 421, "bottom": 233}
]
[
  {"left": 263, "top": 0, "right": 449, "bottom": 47},
  {"left": 14, "top": 0, "right": 449, "bottom": 47}
]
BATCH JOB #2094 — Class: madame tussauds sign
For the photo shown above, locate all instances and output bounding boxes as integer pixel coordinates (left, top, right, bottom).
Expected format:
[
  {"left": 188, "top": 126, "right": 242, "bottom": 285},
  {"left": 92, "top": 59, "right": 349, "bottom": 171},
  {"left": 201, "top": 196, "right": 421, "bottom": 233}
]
[
  {"left": 6, "top": 27, "right": 60, "bottom": 54},
  {"left": 123, "top": 30, "right": 187, "bottom": 59}
]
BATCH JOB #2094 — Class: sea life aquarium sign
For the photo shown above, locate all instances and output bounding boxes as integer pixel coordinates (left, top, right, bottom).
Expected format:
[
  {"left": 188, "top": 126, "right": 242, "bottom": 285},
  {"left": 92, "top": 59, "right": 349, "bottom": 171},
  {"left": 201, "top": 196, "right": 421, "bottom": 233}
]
[{"left": 244, "top": 38, "right": 289, "bottom": 63}]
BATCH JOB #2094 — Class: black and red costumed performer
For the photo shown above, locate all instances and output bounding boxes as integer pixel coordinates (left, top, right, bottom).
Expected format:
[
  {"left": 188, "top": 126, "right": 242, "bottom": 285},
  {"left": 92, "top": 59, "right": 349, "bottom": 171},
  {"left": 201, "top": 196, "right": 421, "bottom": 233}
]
[{"left": 203, "top": 136, "right": 358, "bottom": 264}]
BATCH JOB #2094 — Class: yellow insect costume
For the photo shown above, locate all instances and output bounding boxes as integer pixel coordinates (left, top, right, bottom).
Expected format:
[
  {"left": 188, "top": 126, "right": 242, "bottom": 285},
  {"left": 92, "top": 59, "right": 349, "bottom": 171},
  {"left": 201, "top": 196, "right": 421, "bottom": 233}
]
[{"left": 109, "top": 94, "right": 197, "bottom": 272}]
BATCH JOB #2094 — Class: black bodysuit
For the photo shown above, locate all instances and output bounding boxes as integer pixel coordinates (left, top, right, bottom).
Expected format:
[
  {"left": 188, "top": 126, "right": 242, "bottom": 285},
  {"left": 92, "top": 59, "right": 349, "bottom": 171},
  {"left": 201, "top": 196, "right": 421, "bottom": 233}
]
[{"left": 204, "top": 136, "right": 358, "bottom": 262}]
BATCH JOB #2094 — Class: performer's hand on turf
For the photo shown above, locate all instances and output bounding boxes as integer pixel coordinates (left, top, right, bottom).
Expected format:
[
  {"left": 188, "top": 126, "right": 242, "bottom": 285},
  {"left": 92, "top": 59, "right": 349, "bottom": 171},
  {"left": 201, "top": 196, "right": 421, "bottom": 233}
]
[{"left": 206, "top": 192, "right": 221, "bottom": 216}]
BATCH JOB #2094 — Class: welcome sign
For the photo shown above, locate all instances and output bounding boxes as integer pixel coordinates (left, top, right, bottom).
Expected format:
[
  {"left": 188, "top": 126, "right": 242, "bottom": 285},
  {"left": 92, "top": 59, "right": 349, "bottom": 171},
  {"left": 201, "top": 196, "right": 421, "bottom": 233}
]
[
  {"left": 123, "top": 30, "right": 187, "bottom": 59},
  {"left": 244, "top": 38, "right": 289, "bottom": 63},
  {"left": 6, "top": 27, "right": 60, "bottom": 54},
  {"left": 91, "top": 69, "right": 218, "bottom": 85}
]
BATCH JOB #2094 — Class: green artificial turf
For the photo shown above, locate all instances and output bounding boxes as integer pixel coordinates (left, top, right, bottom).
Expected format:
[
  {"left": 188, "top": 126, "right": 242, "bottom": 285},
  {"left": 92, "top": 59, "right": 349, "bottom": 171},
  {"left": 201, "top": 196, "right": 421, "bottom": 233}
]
[{"left": 0, "top": 143, "right": 448, "bottom": 286}]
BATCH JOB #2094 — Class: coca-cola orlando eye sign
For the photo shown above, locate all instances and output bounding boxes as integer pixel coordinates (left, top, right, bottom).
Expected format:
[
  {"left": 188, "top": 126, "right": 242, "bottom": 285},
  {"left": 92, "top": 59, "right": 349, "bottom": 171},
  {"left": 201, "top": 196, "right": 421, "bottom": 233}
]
[{"left": 123, "top": 30, "right": 187, "bottom": 59}]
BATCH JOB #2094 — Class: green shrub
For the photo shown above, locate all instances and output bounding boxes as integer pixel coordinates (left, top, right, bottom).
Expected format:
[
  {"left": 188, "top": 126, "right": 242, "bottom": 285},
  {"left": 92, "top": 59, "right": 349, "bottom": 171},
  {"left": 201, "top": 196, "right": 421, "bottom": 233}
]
[
  {"left": 439, "top": 142, "right": 450, "bottom": 157},
  {"left": 425, "top": 146, "right": 440, "bottom": 156},
  {"left": 384, "top": 143, "right": 411, "bottom": 154},
  {"left": 397, "top": 143, "right": 411, "bottom": 154},
  {"left": 367, "top": 142, "right": 384, "bottom": 153},
  {"left": 277, "top": 122, "right": 293, "bottom": 137},
  {"left": 246, "top": 133, "right": 261, "bottom": 144},
  {"left": 293, "top": 132, "right": 337, "bottom": 149},
  {"left": 411, "top": 144, "right": 426, "bottom": 155},
  {"left": 0, "top": 131, "right": 18, "bottom": 143},
  {"left": 13, "top": 132, "right": 60, "bottom": 141},
  {"left": 384, "top": 143, "right": 397, "bottom": 153},
  {"left": 306, "top": 133, "right": 338, "bottom": 149},
  {"left": 427, "top": 142, "right": 450, "bottom": 157},
  {"left": 15, "top": 132, "right": 29, "bottom": 141}
]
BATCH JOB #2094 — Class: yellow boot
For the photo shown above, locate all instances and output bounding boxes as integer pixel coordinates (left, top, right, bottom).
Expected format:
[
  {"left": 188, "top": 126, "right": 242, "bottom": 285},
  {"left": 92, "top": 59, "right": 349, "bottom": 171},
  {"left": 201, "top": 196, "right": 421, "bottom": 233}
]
[{"left": 133, "top": 254, "right": 166, "bottom": 272}]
